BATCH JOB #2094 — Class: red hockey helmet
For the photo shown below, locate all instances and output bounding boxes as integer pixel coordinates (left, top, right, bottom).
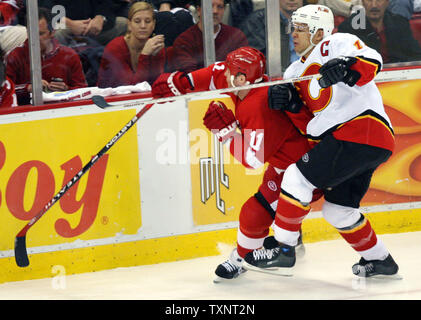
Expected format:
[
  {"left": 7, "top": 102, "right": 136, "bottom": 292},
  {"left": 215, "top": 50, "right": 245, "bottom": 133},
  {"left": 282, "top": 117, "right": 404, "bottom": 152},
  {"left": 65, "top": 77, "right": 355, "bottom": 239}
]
[{"left": 225, "top": 47, "right": 266, "bottom": 84}]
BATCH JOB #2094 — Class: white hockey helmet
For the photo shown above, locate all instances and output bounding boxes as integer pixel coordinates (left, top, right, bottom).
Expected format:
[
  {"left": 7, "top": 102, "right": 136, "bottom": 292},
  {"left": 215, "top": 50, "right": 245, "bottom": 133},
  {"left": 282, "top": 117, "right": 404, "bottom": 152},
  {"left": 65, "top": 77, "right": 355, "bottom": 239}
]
[
  {"left": 291, "top": 4, "right": 334, "bottom": 56},
  {"left": 291, "top": 4, "right": 334, "bottom": 38}
]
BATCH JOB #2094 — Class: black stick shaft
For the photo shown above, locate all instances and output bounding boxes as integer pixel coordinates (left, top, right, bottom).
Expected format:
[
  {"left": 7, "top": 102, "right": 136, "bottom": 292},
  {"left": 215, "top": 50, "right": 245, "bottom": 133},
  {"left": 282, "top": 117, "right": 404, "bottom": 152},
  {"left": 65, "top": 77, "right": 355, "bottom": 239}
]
[{"left": 14, "top": 102, "right": 153, "bottom": 267}]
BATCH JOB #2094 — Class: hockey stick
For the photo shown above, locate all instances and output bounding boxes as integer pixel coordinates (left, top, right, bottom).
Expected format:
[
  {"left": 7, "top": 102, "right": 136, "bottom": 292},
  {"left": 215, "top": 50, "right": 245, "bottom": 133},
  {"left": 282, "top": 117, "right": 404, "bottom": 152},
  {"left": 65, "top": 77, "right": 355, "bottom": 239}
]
[
  {"left": 14, "top": 102, "right": 153, "bottom": 267},
  {"left": 91, "top": 73, "right": 322, "bottom": 109},
  {"left": 14, "top": 73, "right": 318, "bottom": 267}
]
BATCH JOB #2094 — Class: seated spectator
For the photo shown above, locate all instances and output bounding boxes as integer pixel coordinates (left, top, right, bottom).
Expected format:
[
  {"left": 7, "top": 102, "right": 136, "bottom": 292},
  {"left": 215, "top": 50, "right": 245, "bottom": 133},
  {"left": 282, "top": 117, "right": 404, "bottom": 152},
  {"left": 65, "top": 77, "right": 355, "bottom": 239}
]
[
  {"left": 0, "top": 0, "right": 26, "bottom": 53},
  {"left": 228, "top": 0, "right": 254, "bottom": 28},
  {"left": 151, "top": 0, "right": 192, "bottom": 11},
  {"left": 0, "top": 47, "right": 17, "bottom": 107},
  {"left": 39, "top": 0, "right": 128, "bottom": 46},
  {"left": 172, "top": 0, "right": 248, "bottom": 74},
  {"left": 239, "top": 0, "right": 303, "bottom": 71},
  {"left": 113, "top": 0, "right": 132, "bottom": 18},
  {"left": 319, "top": 0, "right": 414, "bottom": 20},
  {"left": 6, "top": 7, "right": 87, "bottom": 105},
  {"left": 152, "top": 0, "right": 195, "bottom": 46},
  {"left": 317, "top": 0, "right": 362, "bottom": 17},
  {"left": 338, "top": 0, "right": 421, "bottom": 63},
  {"left": 387, "top": 0, "right": 414, "bottom": 20},
  {"left": 97, "top": 1, "right": 167, "bottom": 88}
]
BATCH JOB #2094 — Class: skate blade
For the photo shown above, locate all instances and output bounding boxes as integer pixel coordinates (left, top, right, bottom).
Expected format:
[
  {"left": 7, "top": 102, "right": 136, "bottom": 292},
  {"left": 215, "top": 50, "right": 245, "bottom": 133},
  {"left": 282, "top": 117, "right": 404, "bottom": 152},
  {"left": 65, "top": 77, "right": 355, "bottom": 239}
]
[
  {"left": 243, "top": 262, "right": 294, "bottom": 277},
  {"left": 353, "top": 269, "right": 403, "bottom": 280},
  {"left": 213, "top": 276, "right": 235, "bottom": 283},
  {"left": 213, "top": 270, "right": 247, "bottom": 283},
  {"left": 361, "top": 273, "right": 403, "bottom": 281}
]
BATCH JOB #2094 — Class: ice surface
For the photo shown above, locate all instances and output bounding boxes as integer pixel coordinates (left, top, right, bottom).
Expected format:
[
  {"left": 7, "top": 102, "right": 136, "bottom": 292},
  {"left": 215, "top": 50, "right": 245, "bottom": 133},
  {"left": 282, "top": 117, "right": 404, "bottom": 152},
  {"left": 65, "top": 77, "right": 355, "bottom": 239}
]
[{"left": 0, "top": 231, "right": 420, "bottom": 300}]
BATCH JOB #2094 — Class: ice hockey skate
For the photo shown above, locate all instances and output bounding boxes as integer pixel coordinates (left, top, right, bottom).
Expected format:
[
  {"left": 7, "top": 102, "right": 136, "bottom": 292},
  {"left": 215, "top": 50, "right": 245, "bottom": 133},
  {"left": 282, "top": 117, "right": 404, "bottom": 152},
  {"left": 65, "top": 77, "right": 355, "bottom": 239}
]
[
  {"left": 352, "top": 254, "right": 402, "bottom": 279},
  {"left": 243, "top": 243, "right": 296, "bottom": 277},
  {"left": 214, "top": 249, "right": 246, "bottom": 283},
  {"left": 263, "top": 230, "right": 305, "bottom": 258}
]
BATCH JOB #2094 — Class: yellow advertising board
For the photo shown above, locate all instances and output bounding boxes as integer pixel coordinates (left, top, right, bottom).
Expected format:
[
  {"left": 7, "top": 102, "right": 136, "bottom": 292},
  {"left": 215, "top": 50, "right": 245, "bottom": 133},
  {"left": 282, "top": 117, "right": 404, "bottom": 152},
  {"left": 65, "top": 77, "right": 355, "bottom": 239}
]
[
  {"left": 188, "top": 97, "right": 266, "bottom": 226},
  {"left": 0, "top": 110, "right": 142, "bottom": 251}
]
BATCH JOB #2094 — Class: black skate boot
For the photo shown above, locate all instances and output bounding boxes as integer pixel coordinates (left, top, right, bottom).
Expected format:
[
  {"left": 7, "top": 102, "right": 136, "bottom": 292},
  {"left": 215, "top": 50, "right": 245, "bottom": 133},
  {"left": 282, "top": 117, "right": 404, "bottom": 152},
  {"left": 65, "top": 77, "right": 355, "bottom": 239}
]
[
  {"left": 243, "top": 243, "right": 296, "bottom": 276},
  {"left": 263, "top": 235, "right": 278, "bottom": 249},
  {"left": 352, "top": 254, "right": 400, "bottom": 279},
  {"left": 214, "top": 249, "right": 246, "bottom": 283},
  {"left": 263, "top": 229, "right": 305, "bottom": 258}
]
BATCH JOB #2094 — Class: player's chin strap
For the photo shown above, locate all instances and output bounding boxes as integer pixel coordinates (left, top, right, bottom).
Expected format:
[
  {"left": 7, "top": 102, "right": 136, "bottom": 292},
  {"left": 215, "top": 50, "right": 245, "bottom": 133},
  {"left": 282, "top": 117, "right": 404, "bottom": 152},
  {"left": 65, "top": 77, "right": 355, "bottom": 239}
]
[
  {"left": 297, "top": 33, "right": 317, "bottom": 58},
  {"left": 230, "top": 75, "right": 264, "bottom": 89}
]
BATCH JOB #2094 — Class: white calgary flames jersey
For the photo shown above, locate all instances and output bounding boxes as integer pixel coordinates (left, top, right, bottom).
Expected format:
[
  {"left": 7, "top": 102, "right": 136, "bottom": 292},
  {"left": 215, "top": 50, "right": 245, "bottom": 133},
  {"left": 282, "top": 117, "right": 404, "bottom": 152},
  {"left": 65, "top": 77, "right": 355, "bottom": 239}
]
[{"left": 284, "top": 32, "right": 393, "bottom": 146}]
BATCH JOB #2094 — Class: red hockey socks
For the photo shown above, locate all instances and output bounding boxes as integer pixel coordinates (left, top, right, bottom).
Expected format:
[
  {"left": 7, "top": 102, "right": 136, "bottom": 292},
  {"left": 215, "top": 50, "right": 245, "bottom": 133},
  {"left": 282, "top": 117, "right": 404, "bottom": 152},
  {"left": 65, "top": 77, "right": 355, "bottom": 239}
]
[
  {"left": 273, "top": 193, "right": 310, "bottom": 246},
  {"left": 237, "top": 196, "right": 274, "bottom": 258},
  {"left": 337, "top": 214, "right": 378, "bottom": 253}
]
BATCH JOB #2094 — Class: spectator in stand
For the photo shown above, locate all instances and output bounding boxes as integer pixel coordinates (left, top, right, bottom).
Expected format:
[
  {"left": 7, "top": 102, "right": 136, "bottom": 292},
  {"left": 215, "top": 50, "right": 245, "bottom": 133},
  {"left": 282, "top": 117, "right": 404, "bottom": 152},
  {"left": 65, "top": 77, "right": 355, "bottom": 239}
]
[
  {"left": 6, "top": 7, "right": 87, "bottom": 105},
  {"left": 228, "top": 0, "right": 254, "bottom": 28},
  {"left": 97, "top": 1, "right": 167, "bottom": 88},
  {"left": 0, "top": 0, "right": 27, "bottom": 53},
  {"left": 39, "top": 0, "right": 128, "bottom": 46},
  {"left": 317, "top": 0, "right": 362, "bottom": 17},
  {"left": 0, "top": 47, "right": 17, "bottom": 107},
  {"left": 239, "top": 0, "right": 303, "bottom": 71},
  {"left": 115, "top": 1, "right": 195, "bottom": 47},
  {"left": 150, "top": 0, "right": 195, "bottom": 47},
  {"left": 388, "top": 0, "right": 414, "bottom": 19},
  {"left": 171, "top": 0, "right": 248, "bottom": 74},
  {"left": 151, "top": 0, "right": 192, "bottom": 11},
  {"left": 338, "top": 0, "right": 421, "bottom": 63},
  {"left": 319, "top": 0, "right": 414, "bottom": 20},
  {"left": 113, "top": 0, "right": 132, "bottom": 18}
]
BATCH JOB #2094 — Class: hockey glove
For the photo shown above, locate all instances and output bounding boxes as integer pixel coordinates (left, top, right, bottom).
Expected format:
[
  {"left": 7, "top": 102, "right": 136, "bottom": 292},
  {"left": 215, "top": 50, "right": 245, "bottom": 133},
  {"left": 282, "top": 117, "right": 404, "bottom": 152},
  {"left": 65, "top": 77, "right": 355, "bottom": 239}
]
[
  {"left": 203, "top": 100, "right": 239, "bottom": 143},
  {"left": 268, "top": 83, "right": 303, "bottom": 113},
  {"left": 318, "top": 56, "right": 361, "bottom": 88},
  {"left": 151, "top": 71, "right": 194, "bottom": 98}
]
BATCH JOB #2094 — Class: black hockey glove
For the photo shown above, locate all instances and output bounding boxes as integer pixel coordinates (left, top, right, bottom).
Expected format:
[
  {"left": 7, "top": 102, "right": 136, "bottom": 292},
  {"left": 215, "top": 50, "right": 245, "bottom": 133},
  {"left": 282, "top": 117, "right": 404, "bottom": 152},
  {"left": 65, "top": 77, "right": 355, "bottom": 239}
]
[
  {"left": 318, "top": 56, "right": 361, "bottom": 88},
  {"left": 268, "top": 83, "right": 303, "bottom": 114}
]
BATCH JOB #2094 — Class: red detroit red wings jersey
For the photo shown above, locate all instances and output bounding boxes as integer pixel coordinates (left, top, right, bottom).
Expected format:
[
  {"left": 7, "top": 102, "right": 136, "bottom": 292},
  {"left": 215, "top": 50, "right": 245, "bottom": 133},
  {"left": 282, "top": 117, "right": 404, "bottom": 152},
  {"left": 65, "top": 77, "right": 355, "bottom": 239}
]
[
  {"left": 187, "top": 61, "right": 229, "bottom": 93},
  {"left": 188, "top": 62, "right": 311, "bottom": 170}
]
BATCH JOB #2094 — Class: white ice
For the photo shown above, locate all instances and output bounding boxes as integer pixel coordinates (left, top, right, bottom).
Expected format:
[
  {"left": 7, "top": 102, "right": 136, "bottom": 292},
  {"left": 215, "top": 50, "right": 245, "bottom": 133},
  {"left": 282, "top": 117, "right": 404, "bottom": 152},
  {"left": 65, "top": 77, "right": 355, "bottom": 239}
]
[{"left": 1, "top": 231, "right": 420, "bottom": 300}]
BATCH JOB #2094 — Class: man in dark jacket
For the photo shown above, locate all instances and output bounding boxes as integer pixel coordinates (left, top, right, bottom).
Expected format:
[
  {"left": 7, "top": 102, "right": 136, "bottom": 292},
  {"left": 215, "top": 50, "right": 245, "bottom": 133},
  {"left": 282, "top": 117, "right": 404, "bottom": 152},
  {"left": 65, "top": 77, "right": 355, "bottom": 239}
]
[
  {"left": 172, "top": 0, "right": 248, "bottom": 73},
  {"left": 338, "top": 0, "right": 421, "bottom": 64}
]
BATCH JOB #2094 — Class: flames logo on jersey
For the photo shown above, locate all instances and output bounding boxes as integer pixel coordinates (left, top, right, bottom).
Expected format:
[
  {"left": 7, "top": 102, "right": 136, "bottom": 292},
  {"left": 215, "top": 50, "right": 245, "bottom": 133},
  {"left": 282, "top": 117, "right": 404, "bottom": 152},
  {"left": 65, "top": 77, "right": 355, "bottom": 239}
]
[{"left": 295, "top": 63, "right": 333, "bottom": 114}]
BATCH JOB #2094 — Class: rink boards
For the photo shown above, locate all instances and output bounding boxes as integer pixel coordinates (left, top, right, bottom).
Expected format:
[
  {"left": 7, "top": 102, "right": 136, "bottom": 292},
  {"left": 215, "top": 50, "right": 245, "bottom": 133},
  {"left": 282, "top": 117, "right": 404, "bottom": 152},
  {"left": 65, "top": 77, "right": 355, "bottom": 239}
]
[{"left": 0, "top": 68, "right": 421, "bottom": 283}]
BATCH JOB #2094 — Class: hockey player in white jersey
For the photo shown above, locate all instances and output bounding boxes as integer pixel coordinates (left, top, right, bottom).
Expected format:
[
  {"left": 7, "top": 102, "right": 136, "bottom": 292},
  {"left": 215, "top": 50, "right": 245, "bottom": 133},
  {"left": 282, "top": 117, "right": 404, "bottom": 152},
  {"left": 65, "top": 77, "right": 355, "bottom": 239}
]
[{"left": 244, "top": 4, "right": 399, "bottom": 278}]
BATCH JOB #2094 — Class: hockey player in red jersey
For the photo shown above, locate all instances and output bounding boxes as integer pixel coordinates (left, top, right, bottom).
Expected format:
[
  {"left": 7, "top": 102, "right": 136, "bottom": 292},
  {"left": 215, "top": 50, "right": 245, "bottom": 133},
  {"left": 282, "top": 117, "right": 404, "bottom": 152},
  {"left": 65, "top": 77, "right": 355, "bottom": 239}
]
[
  {"left": 152, "top": 47, "right": 321, "bottom": 281},
  {"left": 244, "top": 5, "right": 399, "bottom": 278},
  {"left": 0, "top": 48, "right": 17, "bottom": 108}
]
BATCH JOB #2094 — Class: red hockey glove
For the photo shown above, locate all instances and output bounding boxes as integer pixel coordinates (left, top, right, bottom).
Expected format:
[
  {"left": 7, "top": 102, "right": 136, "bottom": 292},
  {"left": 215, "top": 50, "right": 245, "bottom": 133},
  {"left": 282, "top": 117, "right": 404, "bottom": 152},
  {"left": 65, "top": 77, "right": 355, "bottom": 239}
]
[
  {"left": 151, "top": 71, "right": 193, "bottom": 98},
  {"left": 203, "top": 100, "right": 239, "bottom": 143}
]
